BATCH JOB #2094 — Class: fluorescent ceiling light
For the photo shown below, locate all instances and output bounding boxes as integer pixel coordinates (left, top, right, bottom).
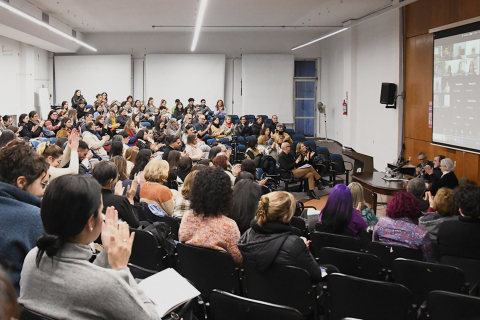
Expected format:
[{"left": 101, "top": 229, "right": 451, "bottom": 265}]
[
  {"left": 291, "top": 28, "right": 347, "bottom": 50},
  {"left": 0, "top": 1, "right": 97, "bottom": 52},
  {"left": 191, "top": 0, "right": 208, "bottom": 52}
]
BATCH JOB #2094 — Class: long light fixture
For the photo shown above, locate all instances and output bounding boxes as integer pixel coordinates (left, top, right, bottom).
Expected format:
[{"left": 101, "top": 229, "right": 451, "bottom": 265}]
[
  {"left": 291, "top": 28, "right": 347, "bottom": 51},
  {"left": 191, "top": 0, "right": 208, "bottom": 51},
  {"left": 292, "top": 0, "right": 420, "bottom": 51},
  {"left": 0, "top": 0, "right": 97, "bottom": 52}
]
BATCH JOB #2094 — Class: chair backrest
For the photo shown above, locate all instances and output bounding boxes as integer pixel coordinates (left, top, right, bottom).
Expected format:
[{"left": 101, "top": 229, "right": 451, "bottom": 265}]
[
  {"left": 257, "top": 115, "right": 268, "bottom": 119},
  {"left": 367, "top": 242, "right": 424, "bottom": 271},
  {"left": 320, "top": 247, "right": 383, "bottom": 280},
  {"left": 330, "top": 154, "right": 346, "bottom": 173},
  {"left": 31, "top": 140, "right": 40, "bottom": 149},
  {"left": 176, "top": 243, "right": 240, "bottom": 300},
  {"left": 237, "top": 145, "right": 246, "bottom": 152},
  {"left": 244, "top": 115, "right": 255, "bottom": 120},
  {"left": 49, "top": 137, "right": 57, "bottom": 144},
  {"left": 290, "top": 141, "right": 299, "bottom": 155},
  {"left": 290, "top": 216, "right": 308, "bottom": 238},
  {"left": 292, "top": 134, "right": 306, "bottom": 142},
  {"left": 245, "top": 135, "right": 255, "bottom": 143},
  {"left": 217, "top": 115, "right": 225, "bottom": 120},
  {"left": 237, "top": 136, "right": 246, "bottom": 145},
  {"left": 285, "top": 128, "right": 295, "bottom": 135},
  {"left": 209, "top": 290, "right": 304, "bottom": 320},
  {"left": 128, "top": 228, "right": 168, "bottom": 273},
  {"left": 426, "top": 290, "right": 480, "bottom": 320},
  {"left": 235, "top": 119, "right": 241, "bottom": 124},
  {"left": 315, "top": 223, "right": 354, "bottom": 237},
  {"left": 303, "top": 141, "right": 316, "bottom": 150},
  {"left": 316, "top": 147, "right": 330, "bottom": 160},
  {"left": 393, "top": 258, "right": 467, "bottom": 306},
  {"left": 440, "top": 255, "right": 480, "bottom": 289},
  {"left": 207, "top": 138, "right": 216, "bottom": 145},
  {"left": 141, "top": 121, "right": 151, "bottom": 127},
  {"left": 327, "top": 273, "right": 415, "bottom": 320},
  {"left": 265, "top": 119, "right": 273, "bottom": 126},
  {"left": 310, "top": 232, "right": 362, "bottom": 260},
  {"left": 243, "top": 265, "right": 317, "bottom": 316},
  {"left": 20, "top": 306, "right": 57, "bottom": 320},
  {"left": 159, "top": 215, "right": 181, "bottom": 241},
  {"left": 219, "top": 137, "right": 230, "bottom": 144}
]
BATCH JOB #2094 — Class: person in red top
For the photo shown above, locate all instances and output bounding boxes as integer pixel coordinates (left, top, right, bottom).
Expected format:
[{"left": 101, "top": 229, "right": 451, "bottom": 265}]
[{"left": 124, "top": 119, "right": 137, "bottom": 147}]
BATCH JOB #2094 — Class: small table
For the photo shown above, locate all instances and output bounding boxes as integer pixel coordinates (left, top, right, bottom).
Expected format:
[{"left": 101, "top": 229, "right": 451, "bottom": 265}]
[{"left": 352, "top": 172, "right": 410, "bottom": 213}]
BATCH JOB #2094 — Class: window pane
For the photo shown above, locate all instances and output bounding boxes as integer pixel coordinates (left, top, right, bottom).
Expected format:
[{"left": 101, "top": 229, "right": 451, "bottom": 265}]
[
  {"left": 295, "top": 100, "right": 315, "bottom": 117},
  {"left": 295, "top": 118, "right": 315, "bottom": 137},
  {"left": 295, "top": 81, "right": 315, "bottom": 99},
  {"left": 295, "top": 61, "right": 316, "bottom": 77}
]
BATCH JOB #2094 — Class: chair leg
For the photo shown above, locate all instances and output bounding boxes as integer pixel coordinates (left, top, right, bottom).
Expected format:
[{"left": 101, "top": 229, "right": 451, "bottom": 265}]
[{"left": 285, "top": 182, "right": 289, "bottom": 192}]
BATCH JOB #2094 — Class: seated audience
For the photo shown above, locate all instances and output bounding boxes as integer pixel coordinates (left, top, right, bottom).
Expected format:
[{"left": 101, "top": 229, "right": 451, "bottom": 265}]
[
  {"left": 437, "top": 185, "right": 480, "bottom": 260},
  {"left": 110, "top": 156, "right": 141, "bottom": 204},
  {"left": 104, "top": 110, "right": 120, "bottom": 134},
  {"left": 124, "top": 146, "right": 139, "bottom": 177},
  {"left": 269, "top": 134, "right": 284, "bottom": 161},
  {"left": 419, "top": 188, "right": 458, "bottom": 241},
  {"left": 278, "top": 142, "right": 322, "bottom": 199},
  {"left": 109, "top": 141, "right": 124, "bottom": 158},
  {"left": 213, "top": 100, "right": 227, "bottom": 116},
  {"left": 209, "top": 117, "right": 226, "bottom": 139},
  {"left": 166, "top": 150, "right": 181, "bottom": 190},
  {"left": 230, "top": 179, "right": 262, "bottom": 234},
  {"left": 246, "top": 137, "right": 277, "bottom": 176},
  {"left": 236, "top": 116, "right": 252, "bottom": 137},
  {"left": 136, "top": 130, "right": 158, "bottom": 152},
  {"left": 115, "top": 108, "right": 129, "bottom": 130},
  {"left": 430, "top": 154, "right": 445, "bottom": 180},
  {"left": 0, "top": 268, "right": 20, "bottom": 319},
  {"left": 213, "top": 154, "right": 235, "bottom": 186},
  {"left": 37, "top": 131, "right": 79, "bottom": 182},
  {"left": 167, "top": 118, "right": 182, "bottom": 137},
  {"left": 139, "top": 158, "right": 174, "bottom": 216},
  {"left": 373, "top": 192, "right": 435, "bottom": 262},
  {"left": 44, "top": 110, "right": 60, "bottom": 136},
  {"left": 295, "top": 142, "right": 316, "bottom": 167},
  {"left": 124, "top": 120, "right": 137, "bottom": 147},
  {"left": 272, "top": 123, "right": 293, "bottom": 144},
  {"left": 194, "top": 115, "right": 214, "bottom": 142},
  {"left": 425, "top": 158, "right": 459, "bottom": 190},
  {"left": 18, "top": 114, "right": 34, "bottom": 139},
  {"left": 0, "top": 140, "right": 49, "bottom": 293},
  {"left": 319, "top": 184, "right": 368, "bottom": 238},
  {"left": 222, "top": 116, "right": 234, "bottom": 140},
  {"left": 82, "top": 122, "right": 109, "bottom": 159},
  {"left": 238, "top": 191, "right": 322, "bottom": 282},
  {"left": 208, "top": 146, "right": 222, "bottom": 160},
  {"left": 177, "top": 156, "right": 193, "bottom": 182},
  {"left": 162, "top": 135, "right": 181, "bottom": 161},
  {"left": 130, "top": 149, "right": 152, "bottom": 180},
  {"left": 250, "top": 116, "right": 264, "bottom": 137},
  {"left": 92, "top": 162, "right": 139, "bottom": 227},
  {"left": 0, "top": 129, "right": 15, "bottom": 148},
  {"left": 414, "top": 152, "right": 434, "bottom": 179},
  {"left": 173, "top": 170, "right": 199, "bottom": 218},
  {"left": 56, "top": 117, "right": 72, "bottom": 139},
  {"left": 348, "top": 182, "right": 379, "bottom": 226},
  {"left": 179, "top": 166, "right": 242, "bottom": 265},
  {"left": 268, "top": 115, "right": 285, "bottom": 133},
  {"left": 407, "top": 178, "right": 430, "bottom": 212},
  {"left": 185, "top": 134, "right": 206, "bottom": 162},
  {"left": 18, "top": 175, "right": 159, "bottom": 319},
  {"left": 27, "top": 111, "right": 44, "bottom": 139}
]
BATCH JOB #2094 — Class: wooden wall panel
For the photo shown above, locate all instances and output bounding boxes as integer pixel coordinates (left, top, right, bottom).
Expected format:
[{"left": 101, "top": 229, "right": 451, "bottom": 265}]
[{"left": 405, "top": 0, "right": 480, "bottom": 184}]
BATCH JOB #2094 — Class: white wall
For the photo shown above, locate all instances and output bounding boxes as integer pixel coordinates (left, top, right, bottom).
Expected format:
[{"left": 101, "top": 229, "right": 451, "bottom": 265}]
[{"left": 318, "top": 9, "right": 402, "bottom": 170}]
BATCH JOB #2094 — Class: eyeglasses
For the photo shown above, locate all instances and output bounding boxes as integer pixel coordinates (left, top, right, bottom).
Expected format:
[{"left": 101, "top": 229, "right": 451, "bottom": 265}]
[
  {"left": 41, "top": 181, "right": 49, "bottom": 189},
  {"left": 418, "top": 157, "right": 426, "bottom": 161}
]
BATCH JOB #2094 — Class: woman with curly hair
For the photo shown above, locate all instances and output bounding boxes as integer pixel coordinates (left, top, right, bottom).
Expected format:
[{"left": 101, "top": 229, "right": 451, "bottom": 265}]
[
  {"left": 373, "top": 191, "right": 435, "bottom": 262},
  {"left": 238, "top": 191, "right": 323, "bottom": 282},
  {"left": 178, "top": 166, "right": 242, "bottom": 265}
]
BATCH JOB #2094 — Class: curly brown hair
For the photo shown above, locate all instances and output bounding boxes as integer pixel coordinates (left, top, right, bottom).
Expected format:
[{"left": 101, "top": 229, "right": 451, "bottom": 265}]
[{"left": 0, "top": 140, "right": 49, "bottom": 187}]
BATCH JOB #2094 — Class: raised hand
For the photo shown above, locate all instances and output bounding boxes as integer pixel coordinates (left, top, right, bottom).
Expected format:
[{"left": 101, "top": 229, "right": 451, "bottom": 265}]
[
  {"left": 356, "top": 201, "right": 362, "bottom": 211},
  {"left": 107, "top": 222, "right": 134, "bottom": 270},
  {"left": 101, "top": 206, "right": 118, "bottom": 252},
  {"left": 69, "top": 131, "right": 80, "bottom": 151},
  {"left": 114, "top": 180, "right": 124, "bottom": 196}
]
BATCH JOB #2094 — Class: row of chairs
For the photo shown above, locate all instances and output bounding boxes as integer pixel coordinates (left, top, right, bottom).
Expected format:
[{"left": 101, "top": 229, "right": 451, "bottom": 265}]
[{"left": 30, "top": 137, "right": 57, "bottom": 149}]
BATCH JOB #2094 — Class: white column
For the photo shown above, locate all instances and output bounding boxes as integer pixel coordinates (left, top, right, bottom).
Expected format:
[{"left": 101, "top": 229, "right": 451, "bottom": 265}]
[{"left": 19, "top": 43, "right": 35, "bottom": 114}]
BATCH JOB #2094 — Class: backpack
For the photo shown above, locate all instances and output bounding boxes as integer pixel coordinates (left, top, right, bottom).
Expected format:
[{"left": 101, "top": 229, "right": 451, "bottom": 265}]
[{"left": 141, "top": 222, "right": 176, "bottom": 263}]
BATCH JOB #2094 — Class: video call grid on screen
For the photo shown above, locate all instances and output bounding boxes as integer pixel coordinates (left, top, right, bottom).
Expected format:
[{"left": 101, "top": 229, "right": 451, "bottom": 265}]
[{"left": 433, "top": 21, "right": 480, "bottom": 153}]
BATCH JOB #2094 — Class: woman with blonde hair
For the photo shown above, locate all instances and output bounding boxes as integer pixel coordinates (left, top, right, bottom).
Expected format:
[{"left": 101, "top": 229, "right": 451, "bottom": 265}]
[
  {"left": 139, "top": 158, "right": 174, "bottom": 216},
  {"left": 172, "top": 170, "right": 199, "bottom": 218},
  {"left": 124, "top": 146, "right": 139, "bottom": 177},
  {"left": 238, "top": 191, "right": 323, "bottom": 282},
  {"left": 348, "top": 182, "right": 379, "bottom": 226}
]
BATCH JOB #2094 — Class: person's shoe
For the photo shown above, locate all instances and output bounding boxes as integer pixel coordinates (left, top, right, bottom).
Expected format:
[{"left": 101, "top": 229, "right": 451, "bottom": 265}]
[
  {"left": 308, "top": 191, "right": 319, "bottom": 200},
  {"left": 315, "top": 180, "right": 325, "bottom": 190}
]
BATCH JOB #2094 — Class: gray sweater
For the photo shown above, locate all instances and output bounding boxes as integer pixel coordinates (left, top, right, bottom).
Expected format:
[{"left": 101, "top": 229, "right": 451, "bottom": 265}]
[{"left": 19, "top": 243, "right": 160, "bottom": 320}]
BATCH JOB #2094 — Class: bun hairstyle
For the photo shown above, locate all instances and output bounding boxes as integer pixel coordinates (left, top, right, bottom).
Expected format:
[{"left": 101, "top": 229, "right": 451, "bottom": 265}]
[
  {"left": 256, "top": 191, "right": 296, "bottom": 227},
  {"left": 36, "top": 175, "right": 102, "bottom": 266},
  {"left": 36, "top": 142, "right": 63, "bottom": 160}
]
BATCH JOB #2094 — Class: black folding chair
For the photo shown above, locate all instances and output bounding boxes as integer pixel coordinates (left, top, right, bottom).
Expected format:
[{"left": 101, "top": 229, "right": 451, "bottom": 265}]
[
  {"left": 329, "top": 154, "right": 353, "bottom": 186},
  {"left": 393, "top": 258, "right": 470, "bottom": 306},
  {"left": 20, "top": 306, "right": 56, "bottom": 320},
  {"left": 290, "top": 216, "right": 309, "bottom": 238},
  {"left": 440, "top": 255, "right": 480, "bottom": 292},
  {"left": 366, "top": 242, "right": 424, "bottom": 272},
  {"left": 243, "top": 265, "right": 318, "bottom": 319},
  {"left": 325, "top": 273, "right": 416, "bottom": 320},
  {"left": 209, "top": 290, "right": 303, "bottom": 320},
  {"left": 310, "top": 232, "right": 362, "bottom": 261},
  {"left": 315, "top": 223, "right": 354, "bottom": 237},
  {"left": 279, "top": 169, "right": 308, "bottom": 192},
  {"left": 128, "top": 227, "right": 169, "bottom": 279},
  {"left": 424, "top": 290, "right": 480, "bottom": 320},
  {"left": 176, "top": 243, "right": 240, "bottom": 301},
  {"left": 320, "top": 247, "right": 384, "bottom": 280}
]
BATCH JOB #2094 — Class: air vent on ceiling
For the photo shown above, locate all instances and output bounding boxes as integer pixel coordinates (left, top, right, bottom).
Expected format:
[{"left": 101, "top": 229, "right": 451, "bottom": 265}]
[{"left": 42, "top": 12, "right": 49, "bottom": 23}]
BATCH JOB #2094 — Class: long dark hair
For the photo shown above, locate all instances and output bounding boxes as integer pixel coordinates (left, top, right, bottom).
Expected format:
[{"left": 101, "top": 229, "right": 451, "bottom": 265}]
[
  {"left": 0, "top": 130, "right": 15, "bottom": 148},
  {"left": 36, "top": 175, "right": 102, "bottom": 266},
  {"left": 130, "top": 149, "right": 152, "bottom": 179},
  {"left": 168, "top": 150, "right": 181, "bottom": 180},
  {"left": 320, "top": 184, "right": 353, "bottom": 234},
  {"left": 109, "top": 141, "right": 124, "bottom": 158},
  {"left": 230, "top": 179, "right": 262, "bottom": 233}
]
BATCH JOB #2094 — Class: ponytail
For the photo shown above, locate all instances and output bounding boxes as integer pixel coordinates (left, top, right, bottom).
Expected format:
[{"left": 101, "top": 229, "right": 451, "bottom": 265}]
[
  {"left": 36, "top": 142, "right": 47, "bottom": 156},
  {"left": 256, "top": 196, "right": 270, "bottom": 226},
  {"left": 254, "top": 192, "right": 296, "bottom": 227},
  {"left": 36, "top": 234, "right": 66, "bottom": 266}
]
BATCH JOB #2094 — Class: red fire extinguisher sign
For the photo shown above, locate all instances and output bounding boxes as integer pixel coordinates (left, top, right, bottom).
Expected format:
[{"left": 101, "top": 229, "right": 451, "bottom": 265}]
[{"left": 343, "top": 99, "right": 347, "bottom": 115}]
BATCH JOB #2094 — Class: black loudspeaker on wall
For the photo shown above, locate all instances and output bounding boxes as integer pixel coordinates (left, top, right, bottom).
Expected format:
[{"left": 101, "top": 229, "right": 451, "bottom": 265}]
[{"left": 380, "top": 82, "right": 397, "bottom": 108}]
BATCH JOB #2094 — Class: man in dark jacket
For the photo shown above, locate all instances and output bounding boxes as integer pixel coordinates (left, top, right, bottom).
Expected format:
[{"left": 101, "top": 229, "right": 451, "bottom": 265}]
[
  {"left": 278, "top": 143, "right": 322, "bottom": 199},
  {"left": 238, "top": 219, "right": 322, "bottom": 282}
]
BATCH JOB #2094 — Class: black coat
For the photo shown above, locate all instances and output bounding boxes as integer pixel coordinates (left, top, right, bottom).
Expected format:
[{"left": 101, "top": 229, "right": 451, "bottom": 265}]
[
  {"left": 251, "top": 123, "right": 263, "bottom": 137},
  {"left": 437, "top": 216, "right": 480, "bottom": 260},
  {"left": 278, "top": 152, "right": 297, "bottom": 171},
  {"left": 428, "top": 171, "right": 459, "bottom": 190},
  {"left": 101, "top": 189, "right": 139, "bottom": 228},
  {"left": 27, "top": 121, "right": 43, "bottom": 138},
  {"left": 236, "top": 123, "right": 251, "bottom": 137},
  {"left": 71, "top": 96, "right": 87, "bottom": 109},
  {"left": 238, "top": 221, "right": 322, "bottom": 282}
]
